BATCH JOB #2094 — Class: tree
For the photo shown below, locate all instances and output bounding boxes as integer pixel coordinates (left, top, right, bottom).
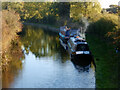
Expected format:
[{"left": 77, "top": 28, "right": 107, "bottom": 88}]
[
  {"left": 109, "top": 5, "right": 118, "bottom": 8},
  {"left": 70, "top": 1, "right": 102, "bottom": 22}
]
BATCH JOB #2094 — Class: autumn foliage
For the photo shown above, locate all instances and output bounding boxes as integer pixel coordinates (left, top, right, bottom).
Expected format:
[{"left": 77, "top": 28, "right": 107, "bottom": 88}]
[
  {"left": 87, "top": 13, "right": 119, "bottom": 48},
  {"left": 2, "top": 10, "right": 22, "bottom": 51},
  {"left": 1, "top": 10, "right": 23, "bottom": 70}
]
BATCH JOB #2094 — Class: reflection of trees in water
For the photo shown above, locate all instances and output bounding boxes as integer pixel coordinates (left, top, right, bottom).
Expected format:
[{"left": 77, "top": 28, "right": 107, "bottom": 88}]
[
  {"left": 20, "top": 25, "right": 70, "bottom": 62},
  {"left": 56, "top": 45, "right": 70, "bottom": 63},
  {"left": 2, "top": 25, "right": 70, "bottom": 88},
  {"left": 2, "top": 39, "right": 25, "bottom": 88}
]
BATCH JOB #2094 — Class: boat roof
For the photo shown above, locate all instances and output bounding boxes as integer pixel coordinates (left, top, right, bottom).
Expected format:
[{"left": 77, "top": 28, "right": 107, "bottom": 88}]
[{"left": 70, "top": 37, "right": 87, "bottom": 45}]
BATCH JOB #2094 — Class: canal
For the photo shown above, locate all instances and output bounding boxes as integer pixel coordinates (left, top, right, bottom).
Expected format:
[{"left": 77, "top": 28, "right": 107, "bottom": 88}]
[{"left": 2, "top": 25, "right": 95, "bottom": 88}]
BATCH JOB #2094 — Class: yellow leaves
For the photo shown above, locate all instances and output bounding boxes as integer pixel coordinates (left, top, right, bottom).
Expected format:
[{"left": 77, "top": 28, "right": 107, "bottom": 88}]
[
  {"left": 103, "top": 13, "right": 118, "bottom": 25},
  {"left": 56, "top": 14, "right": 59, "bottom": 16},
  {"left": 46, "top": 12, "right": 49, "bottom": 16},
  {"left": 24, "top": 17, "right": 26, "bottom": 20},
  {"left": 36, "top": 11, "right": 39, "bottom": 13},
  {"left": 51, "top": 9, "right": 53, "bottom": 11},
  {"left": 71, "top": 4, "right": 75, "bottom": 8}
]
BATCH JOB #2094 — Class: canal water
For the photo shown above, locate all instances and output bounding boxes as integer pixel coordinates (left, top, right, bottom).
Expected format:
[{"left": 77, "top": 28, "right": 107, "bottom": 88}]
[{"left": 2, "top": 25, "right": 95, "bottom": 88}]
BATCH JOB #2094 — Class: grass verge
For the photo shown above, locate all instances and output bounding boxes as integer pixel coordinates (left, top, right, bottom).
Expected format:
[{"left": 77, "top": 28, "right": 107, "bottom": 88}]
[{"left": 86, "top": 33, "right": 119, "bottom": 88}]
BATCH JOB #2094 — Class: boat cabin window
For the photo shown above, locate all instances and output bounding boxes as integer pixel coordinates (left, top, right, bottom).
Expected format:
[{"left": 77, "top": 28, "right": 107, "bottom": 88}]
[{"left": 76, "top": 44, "right": 89, "bottom": 51}]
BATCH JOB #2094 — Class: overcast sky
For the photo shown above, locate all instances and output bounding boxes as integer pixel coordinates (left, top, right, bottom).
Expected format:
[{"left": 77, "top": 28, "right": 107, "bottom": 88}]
[{"left": 98, "top": 0, "right": 119, "bottom": 8}]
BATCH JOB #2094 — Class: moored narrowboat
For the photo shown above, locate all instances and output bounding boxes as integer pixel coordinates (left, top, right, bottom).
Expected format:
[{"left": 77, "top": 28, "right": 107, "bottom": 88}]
[
  {"left": 59, "top": 26, "right": 71, "bottom": 49},
  {"left": 59, "top": 26, "right": 82, "bottom": 50},
  {"left": 67, "top": 36, "right": 93, "bottom": 62},
  {"left": 59, "top": 26, "right": 71, "bottom": 44}
]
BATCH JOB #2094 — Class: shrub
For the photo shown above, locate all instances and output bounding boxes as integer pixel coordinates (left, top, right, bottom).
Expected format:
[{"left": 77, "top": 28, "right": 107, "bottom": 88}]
[
  {"left": 2, "top": 10, "right": 22, "bottom": 51},
  {"left": 1, "top": 10, "right": 23, "bottom": 71},
  {"left": 87, "top": 13, "right": 118, "bottom": 38}
]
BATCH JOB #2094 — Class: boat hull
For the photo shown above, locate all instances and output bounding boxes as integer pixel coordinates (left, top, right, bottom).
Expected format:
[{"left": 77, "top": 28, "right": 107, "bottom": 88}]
[{"left": 71, "top": 54, "right": 93, "bottom": 66}]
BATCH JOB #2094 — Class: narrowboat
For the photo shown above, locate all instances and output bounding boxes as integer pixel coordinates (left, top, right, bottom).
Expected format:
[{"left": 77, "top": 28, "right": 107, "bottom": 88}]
[
  {"left": 59, "top": 26, "right": 82, "bottom": 50},
  {"left": 69, "top": 29, "right": 80, "bottom": 37},
  {"left": 59, "top": 26, "right": 71, "bottom": 49},
  {"left": 67, "top": 36, "right": 93, "bottom": 62},
  {"left": 59, "top": 26, "right": 70, "bottom": 44}
]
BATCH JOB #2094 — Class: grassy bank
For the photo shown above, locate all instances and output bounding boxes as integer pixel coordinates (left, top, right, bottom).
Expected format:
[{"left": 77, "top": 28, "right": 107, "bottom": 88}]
[
  {"left": 1, "top": 10, "right": 23, "bottom": 71},
  {"left": 86, "top": 34, "right": 118, "bottom": 88}
]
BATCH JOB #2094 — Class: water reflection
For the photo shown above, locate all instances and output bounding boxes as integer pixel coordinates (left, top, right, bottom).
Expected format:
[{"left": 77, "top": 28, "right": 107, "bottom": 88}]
[
  {"left": 2, "top": 25, "right": 95, "bottom": 88},
  {"left": 71, "top": 58, "right": 95, "bottom": 73},
  {"left": 2, "top": 40, "right": 25, "bottom": 88},
  {"left": 21, "top": 25, "right": 68, "bottom": 59}
]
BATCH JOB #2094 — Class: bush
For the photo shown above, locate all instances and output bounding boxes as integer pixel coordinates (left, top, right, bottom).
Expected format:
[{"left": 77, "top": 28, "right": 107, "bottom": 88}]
[
  {"left": 2, "top": 10, "right": 22, "bottom": 51},
  {"left": 87, "top": 13, "right": 118, "bottom": 38},
  {"left": 1, "top": 10, "right": 23, "bottom": 71}
]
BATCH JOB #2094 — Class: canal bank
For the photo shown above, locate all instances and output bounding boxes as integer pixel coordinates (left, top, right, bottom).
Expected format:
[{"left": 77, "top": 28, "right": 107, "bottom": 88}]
[
  {"left": 2, "top": 10, "right": 23, "bottom": 72},
  {"left": 86, "top": 34, "right": 118, "bottom": 88}
]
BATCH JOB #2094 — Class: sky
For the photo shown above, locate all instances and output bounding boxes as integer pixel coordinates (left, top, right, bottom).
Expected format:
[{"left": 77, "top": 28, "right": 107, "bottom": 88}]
[{"left": 98, "top": 0, "right": 120, "bottom": 8}]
